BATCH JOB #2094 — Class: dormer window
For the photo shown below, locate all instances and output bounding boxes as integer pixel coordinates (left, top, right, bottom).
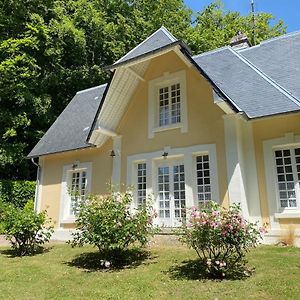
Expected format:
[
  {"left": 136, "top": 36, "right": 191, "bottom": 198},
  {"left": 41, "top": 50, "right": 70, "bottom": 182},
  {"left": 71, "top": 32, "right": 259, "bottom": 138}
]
[{"left": 148, "top": 70, "right": 188, "bottom": 138}]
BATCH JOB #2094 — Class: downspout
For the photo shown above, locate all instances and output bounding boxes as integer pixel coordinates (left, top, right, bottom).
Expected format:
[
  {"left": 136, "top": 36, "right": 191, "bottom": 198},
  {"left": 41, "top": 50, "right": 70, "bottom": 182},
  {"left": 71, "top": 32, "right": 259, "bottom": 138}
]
[{"left": 31, "top": 157, "right": 40, "bottom": 212}]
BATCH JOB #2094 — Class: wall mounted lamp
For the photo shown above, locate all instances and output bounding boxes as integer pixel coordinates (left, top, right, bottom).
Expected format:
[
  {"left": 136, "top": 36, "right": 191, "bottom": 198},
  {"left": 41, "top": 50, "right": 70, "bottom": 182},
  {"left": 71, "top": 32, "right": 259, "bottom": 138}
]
[{"left": 162, "top": 151, "right": 168, "bottom": 159}]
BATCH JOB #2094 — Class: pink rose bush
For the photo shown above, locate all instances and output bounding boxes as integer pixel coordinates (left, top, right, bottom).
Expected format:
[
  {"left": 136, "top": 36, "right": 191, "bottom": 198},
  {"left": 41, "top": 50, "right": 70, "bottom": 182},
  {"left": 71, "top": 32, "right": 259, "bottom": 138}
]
[
  {"left": 70, "top": 189, "right": 156, "bottom": 267},
  {"left": 180, "top": 201, "right": 264, "bottom": 279}
]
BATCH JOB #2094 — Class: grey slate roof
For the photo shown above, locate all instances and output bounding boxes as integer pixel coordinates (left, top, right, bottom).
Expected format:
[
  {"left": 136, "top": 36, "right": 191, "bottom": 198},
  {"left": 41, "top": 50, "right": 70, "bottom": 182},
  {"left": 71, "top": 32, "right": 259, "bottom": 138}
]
[
  {"left": 240, "top": 31, "right": 300, "bottom": 101},
  {"left": 193, "top": 46, "right": 300, "bottom": 118},
  {"left": 28, "top": 84, "right": 107, "bottom": 158},
  {"left": 28, "top": 28, "right": 300, "bottom": 157},
  {"left": 109, "top": 26, "right": 178, "bottom": 68}
]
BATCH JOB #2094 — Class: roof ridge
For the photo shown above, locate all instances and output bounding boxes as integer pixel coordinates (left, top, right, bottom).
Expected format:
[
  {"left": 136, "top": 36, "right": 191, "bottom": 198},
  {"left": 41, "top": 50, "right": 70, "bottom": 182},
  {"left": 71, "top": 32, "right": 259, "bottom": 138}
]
[
  {"left": 192, "top": 46, "right": 230, "bottom": 59},
  {"left": 113, "top": 27, "right": 177, "bottom": 65},
  {"left": 240, "top": 30, "right": 300, "bottom": 53},
  {"left": 160, "top": 26, "right": 178, "bottom": 42},
  {"left": 76, "top": 83, "right": 107, "bottom": 95},
  {"left": 229, "top": 47, "right": 300, "bottom": 107}
]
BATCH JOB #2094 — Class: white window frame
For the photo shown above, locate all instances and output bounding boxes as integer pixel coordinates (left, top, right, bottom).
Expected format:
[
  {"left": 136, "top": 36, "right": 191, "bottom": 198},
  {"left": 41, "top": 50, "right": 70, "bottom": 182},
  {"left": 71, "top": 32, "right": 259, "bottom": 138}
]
[
  {"left": 273, "top": 147, "right": 300, "bottom": 209},
  {"left": 148, "top": 70, "right": 188, "bottom": 138},
  {"left": 263, "top": 133, "right": 300, "bottom": 227},
  {"left": 127, "top": 144, "right": 219, "bottom": 227},
  {"left": 60, "top": 162, "right": 92, "bottom": 224},
  {"left": 135, "top": 161, "right": 147, "bottom": 208}
]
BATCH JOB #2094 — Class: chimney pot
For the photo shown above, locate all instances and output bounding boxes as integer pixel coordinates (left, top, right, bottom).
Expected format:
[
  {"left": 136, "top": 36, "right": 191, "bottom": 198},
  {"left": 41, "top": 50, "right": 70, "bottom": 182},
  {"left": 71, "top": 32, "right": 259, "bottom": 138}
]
[{"left": 230, "top": 32, "right": 251, "bottom": 50}]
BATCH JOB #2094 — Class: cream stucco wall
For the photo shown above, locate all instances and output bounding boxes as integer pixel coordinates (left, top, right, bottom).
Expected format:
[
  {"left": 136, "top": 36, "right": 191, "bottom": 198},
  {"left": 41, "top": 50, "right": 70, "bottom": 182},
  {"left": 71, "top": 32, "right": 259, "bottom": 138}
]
[
  {"left": 117, "top": 51, "right": 229, "bottom": 206},
  {"left": 252, "top": 113, "right": 300, "bottom": 230},
  {"left": 40, "top": 140, "right": 112, "bottom": 228}
]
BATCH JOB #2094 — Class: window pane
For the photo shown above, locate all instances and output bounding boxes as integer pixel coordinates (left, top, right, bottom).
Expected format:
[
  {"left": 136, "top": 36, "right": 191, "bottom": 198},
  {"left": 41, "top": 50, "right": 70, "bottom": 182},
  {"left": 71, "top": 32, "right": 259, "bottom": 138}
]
[
  {"left": 275, "top": 148, "right": 298, "bottom": 208},
  {"left": 196, "top": 155, "right": 211, "bottom": 205},
  {"left": 137, "top": 163, "right": 147, "bottom": 207}
]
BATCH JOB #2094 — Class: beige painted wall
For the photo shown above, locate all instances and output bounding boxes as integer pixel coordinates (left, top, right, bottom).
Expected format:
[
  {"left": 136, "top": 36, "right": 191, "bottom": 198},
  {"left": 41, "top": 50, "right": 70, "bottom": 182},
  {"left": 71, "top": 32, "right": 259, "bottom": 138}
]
[
  {"left": 252, "top": 113, "right": 300, "bottom": 227},
  {"left": 117, "top": 51, "right": 229, "bottom": 206},
  {"left": 40, "top": 140, "right": 113, "bottom": 228}
]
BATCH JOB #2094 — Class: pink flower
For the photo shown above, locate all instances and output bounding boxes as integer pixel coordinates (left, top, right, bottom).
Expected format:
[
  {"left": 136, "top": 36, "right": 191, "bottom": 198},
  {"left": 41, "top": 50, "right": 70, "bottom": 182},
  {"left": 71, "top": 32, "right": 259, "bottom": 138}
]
[{"left": 212, "top": 211, "right": 220, "bottom": 217}]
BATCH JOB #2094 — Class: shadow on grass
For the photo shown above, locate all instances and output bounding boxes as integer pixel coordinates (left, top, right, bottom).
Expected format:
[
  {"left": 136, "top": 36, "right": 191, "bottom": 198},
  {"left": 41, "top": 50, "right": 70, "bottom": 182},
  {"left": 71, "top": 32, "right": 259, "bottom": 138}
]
[
  {"left": 167, "top": 259, "right": 250, "bottom": 281},
  {"left": 0, "top": 246, "right": 52, "bottom": 258},
  {"left": 66, "top": 248, "right": 156, "bottom": 272}
]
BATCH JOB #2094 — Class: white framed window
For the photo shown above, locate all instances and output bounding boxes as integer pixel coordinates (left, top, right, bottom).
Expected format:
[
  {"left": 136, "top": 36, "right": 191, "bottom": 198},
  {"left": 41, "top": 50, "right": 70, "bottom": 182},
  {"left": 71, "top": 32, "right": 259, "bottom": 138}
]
[
  {"left": 263, "top": 133, "right": 300, "bottom": 227},
  {"left": 60, "top": 162, "right": 92, "bottom": 223},
  {"left": 195, "top": 154, "right": 212, "bottom": 205},
  {"left": 136, "top": 162, "right": 147, "bottom": 207},
  {"left": 274, "top": 147, "right": 300, "bottom": 209},
  {"left": 148, "top": 70, "right": 188, "bottom": 138},
  {"left": 127, "top": 144, "right": 219, "bottom": 227},
  {"left": 158, "top": 83, "right": 181, "bottom": 126},
  {"left": 69, "top": 170, "right": 87, "bottom": 215}
]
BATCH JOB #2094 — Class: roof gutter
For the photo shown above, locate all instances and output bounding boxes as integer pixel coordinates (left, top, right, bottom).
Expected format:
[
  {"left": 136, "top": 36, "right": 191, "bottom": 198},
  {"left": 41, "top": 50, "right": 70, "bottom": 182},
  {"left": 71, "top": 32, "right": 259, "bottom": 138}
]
[{"left": 30, "top": 157, "right": 40, "bottom": 212}]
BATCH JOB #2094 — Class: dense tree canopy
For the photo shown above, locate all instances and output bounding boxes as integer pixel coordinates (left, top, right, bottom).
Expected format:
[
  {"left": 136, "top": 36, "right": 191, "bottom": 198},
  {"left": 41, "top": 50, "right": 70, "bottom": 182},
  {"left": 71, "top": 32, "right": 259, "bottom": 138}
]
[{"left": 0, "top": 0, "right": 286, "bottom": 180}]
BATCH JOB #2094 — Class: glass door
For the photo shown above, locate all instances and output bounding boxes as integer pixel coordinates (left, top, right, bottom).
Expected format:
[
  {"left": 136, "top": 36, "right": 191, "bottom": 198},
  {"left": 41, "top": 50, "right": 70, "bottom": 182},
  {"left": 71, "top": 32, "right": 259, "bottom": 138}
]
[{"left": 157, "top": 161, "right": 186, "bottom": 227}]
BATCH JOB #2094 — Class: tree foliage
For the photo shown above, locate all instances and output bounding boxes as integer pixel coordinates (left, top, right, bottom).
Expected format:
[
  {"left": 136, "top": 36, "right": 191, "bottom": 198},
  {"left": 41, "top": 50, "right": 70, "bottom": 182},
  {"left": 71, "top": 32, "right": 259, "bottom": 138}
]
[{"left": 0, "top": 0, "right": 286, "bottom": 179}]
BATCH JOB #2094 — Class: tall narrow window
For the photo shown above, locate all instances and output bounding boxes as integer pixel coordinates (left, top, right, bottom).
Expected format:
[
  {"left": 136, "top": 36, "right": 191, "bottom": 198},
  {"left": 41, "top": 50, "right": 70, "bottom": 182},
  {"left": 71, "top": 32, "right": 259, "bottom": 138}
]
[
  {"left": 173, "top": 164, "right": 186, "bottom": 218},
  {"left": 196, "top": 155, "right": 211, "bottom": 205},
  {"left": 69, "top": 170, "right": 87, "bottom": 215},
  {"left": 275, "top": 148, "right": 300, "bottom": 208},
  {"left": 137, "top": 163, "right": 147, "bottom": 207},
  {"left": 159, "top": 83, "right": 181, "bottom": 127}
]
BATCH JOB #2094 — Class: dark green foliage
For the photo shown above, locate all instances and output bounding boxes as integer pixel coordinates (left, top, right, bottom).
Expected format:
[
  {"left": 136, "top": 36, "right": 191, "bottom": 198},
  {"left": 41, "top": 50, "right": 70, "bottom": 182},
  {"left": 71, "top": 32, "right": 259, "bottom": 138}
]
[
  {"left": 0, "top": 0, "right": 286, "bottom": 180},
  {"left": 1, "top": 200, "right": 54, "bottom": 256},
  {"left": 0, "top": 180, "right": 36, "bottom": 208}
]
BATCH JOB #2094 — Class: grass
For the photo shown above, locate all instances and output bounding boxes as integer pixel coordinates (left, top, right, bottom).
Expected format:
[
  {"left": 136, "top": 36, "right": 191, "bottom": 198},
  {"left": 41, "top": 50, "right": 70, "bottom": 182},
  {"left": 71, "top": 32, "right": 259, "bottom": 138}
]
[{"left": 0, "top": 244, "right": 300, "bottom": 300}]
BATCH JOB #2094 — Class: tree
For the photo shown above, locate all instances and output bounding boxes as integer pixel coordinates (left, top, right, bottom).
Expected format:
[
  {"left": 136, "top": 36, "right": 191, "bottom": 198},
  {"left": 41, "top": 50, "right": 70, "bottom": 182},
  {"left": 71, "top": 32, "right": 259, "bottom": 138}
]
[
  {"left": 186, "top": 1, "right": 286, "bottom": 53},
  {"left": 0, "top": 0, "right": 286, "bottom": 180}
]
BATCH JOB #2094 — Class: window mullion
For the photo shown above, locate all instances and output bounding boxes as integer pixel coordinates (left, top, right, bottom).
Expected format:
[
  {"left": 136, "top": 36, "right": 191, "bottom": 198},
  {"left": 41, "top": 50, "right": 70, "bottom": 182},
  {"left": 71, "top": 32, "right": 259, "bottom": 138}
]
[{"left": 168, "top": 86, "right": 171, "bottom": 125}]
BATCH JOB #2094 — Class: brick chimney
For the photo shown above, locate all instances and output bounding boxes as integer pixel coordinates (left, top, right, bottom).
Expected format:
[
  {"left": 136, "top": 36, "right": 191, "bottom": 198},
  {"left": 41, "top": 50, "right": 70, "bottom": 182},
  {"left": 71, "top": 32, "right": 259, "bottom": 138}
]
[{"left": 230, "top": 31, "right": 251, "bottom": 50}]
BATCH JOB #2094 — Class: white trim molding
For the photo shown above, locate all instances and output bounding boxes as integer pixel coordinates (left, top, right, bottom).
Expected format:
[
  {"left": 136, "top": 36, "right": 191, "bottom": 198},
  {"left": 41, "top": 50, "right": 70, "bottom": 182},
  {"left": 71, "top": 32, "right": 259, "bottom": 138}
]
[
  {"left": 127, "top": 143, "right": 219, "bottom": 226},
  {"left": 59, "top": 161, "right": 92, "bottom": 225},
  {"left": 224, "top": 115, "right": 261, "bottom": 223},
  {"left": 263, "top": 132, "right": 300, "bottom": 229},
  {"left": 35, "top": 157, "right": 44, "bottom": 213},
  {"left": 148, "top": 70, "right": 188, "bottom": 138}
]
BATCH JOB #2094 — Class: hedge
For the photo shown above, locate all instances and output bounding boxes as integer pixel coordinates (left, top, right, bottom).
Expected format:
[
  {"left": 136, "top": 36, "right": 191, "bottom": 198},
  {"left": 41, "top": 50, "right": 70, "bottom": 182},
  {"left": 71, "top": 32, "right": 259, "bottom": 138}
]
[{"left": 0, "top": 180, "right": 36, "bottom": 208}]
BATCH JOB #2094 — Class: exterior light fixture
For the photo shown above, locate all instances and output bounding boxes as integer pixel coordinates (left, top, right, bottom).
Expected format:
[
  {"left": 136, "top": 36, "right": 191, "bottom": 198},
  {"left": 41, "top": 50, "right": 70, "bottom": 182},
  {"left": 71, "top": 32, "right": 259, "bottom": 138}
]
[
  {"left": 72, "top": 163, "right": 78, "bottom": 170},
  {"left": 162, "top": 152, "right": 168, "bottom": 159},
  {"left": 110, "top": 150, "right": 116, "bottom": 157}
]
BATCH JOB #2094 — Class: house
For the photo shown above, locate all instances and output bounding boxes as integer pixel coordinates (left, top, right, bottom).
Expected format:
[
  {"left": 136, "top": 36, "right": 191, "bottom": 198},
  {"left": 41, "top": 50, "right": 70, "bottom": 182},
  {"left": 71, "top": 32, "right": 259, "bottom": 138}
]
[{"left": 28, "top": 27, "right": 300, "bottom": 244}]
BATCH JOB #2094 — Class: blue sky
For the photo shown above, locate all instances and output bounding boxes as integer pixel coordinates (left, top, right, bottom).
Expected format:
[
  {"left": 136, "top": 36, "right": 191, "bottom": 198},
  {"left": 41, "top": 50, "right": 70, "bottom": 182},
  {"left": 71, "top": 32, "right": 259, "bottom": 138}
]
[{"left": 184, "top": 0, "right": 300, "bottom": 32}]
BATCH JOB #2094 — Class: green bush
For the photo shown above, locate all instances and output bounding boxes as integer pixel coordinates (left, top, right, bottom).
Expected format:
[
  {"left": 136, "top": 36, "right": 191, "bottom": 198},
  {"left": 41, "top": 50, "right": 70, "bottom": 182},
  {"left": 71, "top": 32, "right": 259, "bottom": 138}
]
[
  {"left": 180, "top": 201, "right": 263, "bottom": 279},
  {"left": 0, "top": 180, "right": 36, "bottom": 208},
  {"left": 70, "top": 190, "right": 157, "bottom": 266},
  {"left": 2, "top": 200, "right": 54, "bottom": 256}
]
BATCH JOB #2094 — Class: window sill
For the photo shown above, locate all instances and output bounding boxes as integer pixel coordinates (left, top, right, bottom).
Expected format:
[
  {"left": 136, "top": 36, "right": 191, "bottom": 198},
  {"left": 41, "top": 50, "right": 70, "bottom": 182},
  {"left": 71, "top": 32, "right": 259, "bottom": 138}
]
[
  {"left": 275, "top": 211, "right": 300, "bottom": 219},
  {"left": 153, "top": 123, "right": 183, "bottom": 134}
]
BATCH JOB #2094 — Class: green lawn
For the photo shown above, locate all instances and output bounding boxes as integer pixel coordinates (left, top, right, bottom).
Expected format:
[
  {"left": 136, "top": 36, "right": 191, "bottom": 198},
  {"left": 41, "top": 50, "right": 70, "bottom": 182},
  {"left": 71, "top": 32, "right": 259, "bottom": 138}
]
[{"left": 0, "top": 243, "right": 300, "bottom": 300}]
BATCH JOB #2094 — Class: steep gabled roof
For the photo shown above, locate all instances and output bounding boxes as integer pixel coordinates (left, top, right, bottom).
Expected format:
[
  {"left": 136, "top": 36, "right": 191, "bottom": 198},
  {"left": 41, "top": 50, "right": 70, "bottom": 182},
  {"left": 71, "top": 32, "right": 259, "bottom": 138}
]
[
  {"left": 107, "top": 26, "right": 188, "bottom": 69},
  {"left": 28, "top": 29, "right": 300, "bottom": 158},
  {"left": 28, "top": 84, "right": 107, "bottom": 158}
]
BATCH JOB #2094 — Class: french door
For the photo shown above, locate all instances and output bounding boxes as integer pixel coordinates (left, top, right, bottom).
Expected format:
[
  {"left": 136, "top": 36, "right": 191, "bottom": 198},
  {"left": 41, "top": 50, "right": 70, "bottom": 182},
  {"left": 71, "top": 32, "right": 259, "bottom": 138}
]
[{"left": 157, "top": 161, "right": 186, "bottom": 227}]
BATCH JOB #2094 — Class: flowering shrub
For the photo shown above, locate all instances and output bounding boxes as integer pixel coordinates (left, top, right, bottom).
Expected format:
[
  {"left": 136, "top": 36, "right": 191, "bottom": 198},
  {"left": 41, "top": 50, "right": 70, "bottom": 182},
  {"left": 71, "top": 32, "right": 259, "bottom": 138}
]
[
  {"left": 180, "top": 201, "right": 263, "bottom": 279},
  {"left": 69, "top": 189, "right": 157, "bottom": 266},
  {"left": 2, "top": 200, "right": 54, "bottom": 256}
]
